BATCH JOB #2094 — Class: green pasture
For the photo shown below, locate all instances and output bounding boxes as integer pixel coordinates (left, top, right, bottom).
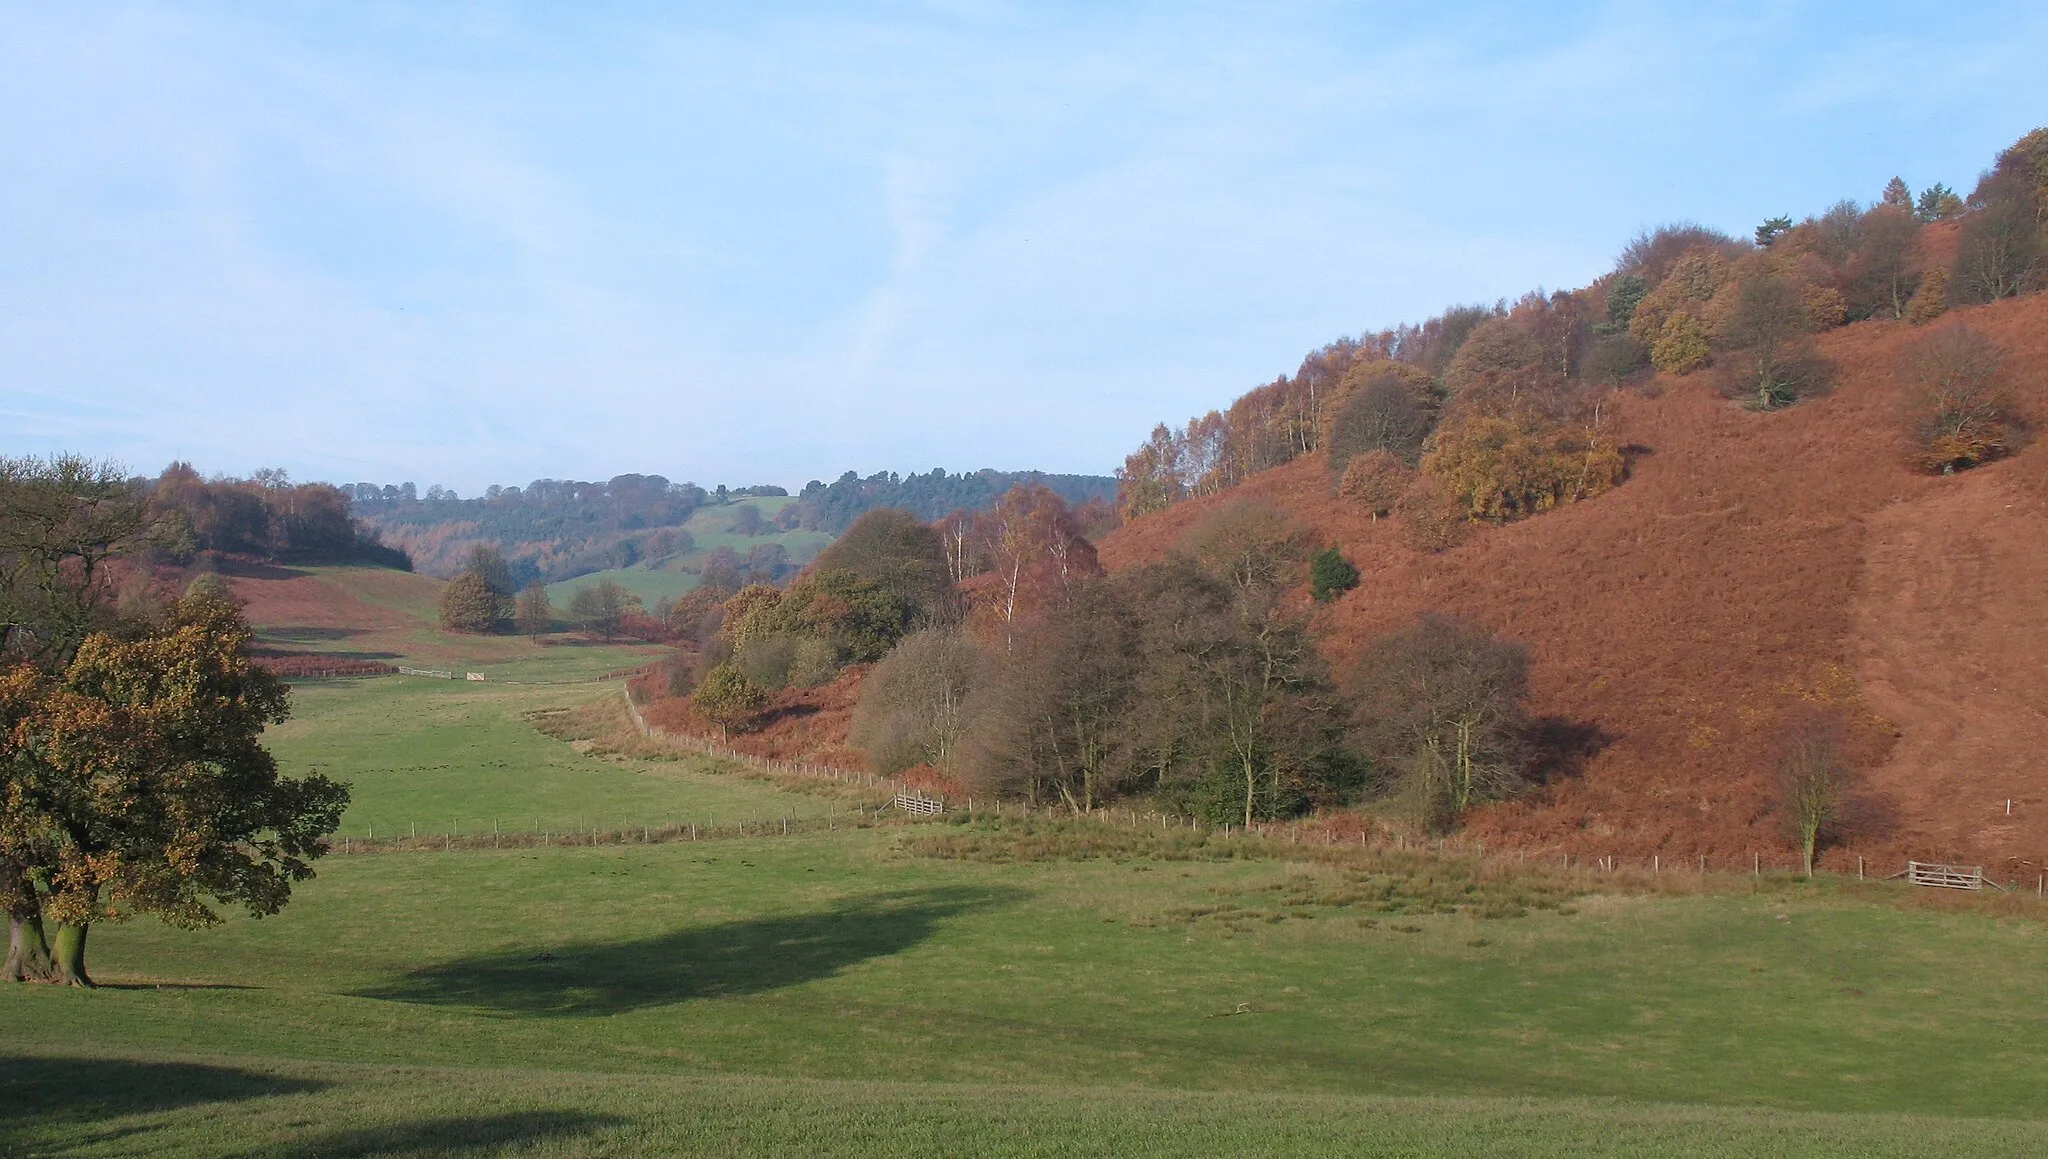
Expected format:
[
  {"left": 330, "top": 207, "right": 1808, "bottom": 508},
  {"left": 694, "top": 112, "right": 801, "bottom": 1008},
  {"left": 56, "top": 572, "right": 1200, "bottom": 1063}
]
[
  {"left": 266, "top": 680, "right": 833, "bottom": 839},
  {"left": 6, "top": 675, "right": 2048, "bottom": 1156}
]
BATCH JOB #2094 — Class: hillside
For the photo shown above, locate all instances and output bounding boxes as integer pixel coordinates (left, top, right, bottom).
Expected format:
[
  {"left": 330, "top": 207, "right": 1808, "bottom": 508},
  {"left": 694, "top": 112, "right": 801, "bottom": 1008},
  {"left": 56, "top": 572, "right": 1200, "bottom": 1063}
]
[{"left": 1100, "top": 294, "right": 2048, "bottom": 873}]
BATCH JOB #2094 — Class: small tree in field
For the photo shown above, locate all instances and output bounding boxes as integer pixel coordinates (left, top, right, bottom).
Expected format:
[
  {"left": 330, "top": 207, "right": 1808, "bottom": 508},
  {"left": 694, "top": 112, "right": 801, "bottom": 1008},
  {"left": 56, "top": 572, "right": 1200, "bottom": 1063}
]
[
  {"left": 438, "top": 572, "right": 500, "bottom": 633},
  {"left": 1776, "top": 712, "right": 1851, "bottom": 878},
  {"left": 693, "top": 664, "right": 767, "bottom": 737},
  {"left": 514, "top": 580, "right": 552, "bottom": 640}
]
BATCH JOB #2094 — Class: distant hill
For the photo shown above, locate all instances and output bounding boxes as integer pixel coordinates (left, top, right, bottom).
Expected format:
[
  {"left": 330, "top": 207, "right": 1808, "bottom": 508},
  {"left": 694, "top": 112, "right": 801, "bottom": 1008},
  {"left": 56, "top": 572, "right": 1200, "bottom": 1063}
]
[
  {"left": 346, "top": 474, "right": 747, "bottom": 582},
  {"left": 345, "top": 468, "right": 1118, "bottom": 581},
  {"left": 542, "top": 496, "right": 832, "bottom": 610},
  {"left": 781, "top": 468, "right": 1118, "bottom": 534}
]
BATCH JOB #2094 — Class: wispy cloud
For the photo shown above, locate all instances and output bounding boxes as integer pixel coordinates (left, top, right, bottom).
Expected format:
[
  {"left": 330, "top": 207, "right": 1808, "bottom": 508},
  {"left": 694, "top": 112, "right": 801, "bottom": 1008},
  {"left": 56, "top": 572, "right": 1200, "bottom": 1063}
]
[{"left": 2, "top": 1, "right": 2043, "bottom": 490}]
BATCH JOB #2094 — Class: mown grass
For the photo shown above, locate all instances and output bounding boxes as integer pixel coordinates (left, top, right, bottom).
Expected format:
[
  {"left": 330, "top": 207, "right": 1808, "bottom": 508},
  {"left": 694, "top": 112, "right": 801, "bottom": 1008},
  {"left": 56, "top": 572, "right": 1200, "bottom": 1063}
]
[
  {"left": 10, "top": 828, "right": 2048, "bottom": 1118},
  {"left": 9, "top": 1051, "right": 2048, "bottom": 1158}
]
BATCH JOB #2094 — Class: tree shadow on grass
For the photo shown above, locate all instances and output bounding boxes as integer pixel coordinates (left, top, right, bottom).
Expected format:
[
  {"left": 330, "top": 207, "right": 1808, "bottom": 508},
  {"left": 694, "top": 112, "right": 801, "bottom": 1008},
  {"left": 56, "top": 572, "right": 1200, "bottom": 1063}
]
[
  {"left": 356, "top": 885, "right": 1021, "bottom": 1017},
  {"left": 0, "top": 1055, "right": 324, "bottom": 1131},
  {"left": 224, "top": 1111, "right": 625, "bottom": 1159}
]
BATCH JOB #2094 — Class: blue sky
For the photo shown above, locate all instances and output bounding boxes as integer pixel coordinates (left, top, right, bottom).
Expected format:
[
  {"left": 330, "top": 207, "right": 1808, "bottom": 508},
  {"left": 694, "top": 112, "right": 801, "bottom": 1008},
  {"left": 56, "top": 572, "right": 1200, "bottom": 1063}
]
[{"left": 3, "top": 2, "right": 2044, "bottom": 493}]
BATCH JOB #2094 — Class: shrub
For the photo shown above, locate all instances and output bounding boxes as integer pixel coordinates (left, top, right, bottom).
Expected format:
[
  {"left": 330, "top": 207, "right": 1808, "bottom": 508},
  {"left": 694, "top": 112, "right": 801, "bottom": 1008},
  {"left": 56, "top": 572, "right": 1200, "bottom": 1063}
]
[
  {"left": 1338, "top": 449, "right": 1412, "bottom": 516},
  {"left": 1895, "top": 325, "right": 2020, "bottom": 473},
  {"left": 1423, "top": 415, "right": 1626, "bottom": 522},
  {"left": 1308, "top": 546, "right": 1359, "bottom": 603},
  {"left": 1396, "top": 476, "right": 1467, "bottom": 553}
]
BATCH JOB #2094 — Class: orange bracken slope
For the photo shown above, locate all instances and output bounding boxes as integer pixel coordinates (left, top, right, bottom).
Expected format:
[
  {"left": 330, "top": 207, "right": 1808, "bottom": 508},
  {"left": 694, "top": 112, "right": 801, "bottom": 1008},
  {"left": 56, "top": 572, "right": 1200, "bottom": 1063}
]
[{"left": 1099, "top": 294, "right": 2048, "bottom": 875}]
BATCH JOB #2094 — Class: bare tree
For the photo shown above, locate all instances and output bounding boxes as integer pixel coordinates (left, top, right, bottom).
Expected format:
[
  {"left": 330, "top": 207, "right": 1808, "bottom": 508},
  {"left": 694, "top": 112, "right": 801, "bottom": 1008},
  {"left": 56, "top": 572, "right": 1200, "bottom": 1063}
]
[
  {"left": 1350, "top": 615, "right": 1531, "bottom": 832},
  {"left": 849, "top": 627, "right": 980, "bottom": 775},
  {"left": 1776, "top": 713, "right": 1851, "bottom": 878}
]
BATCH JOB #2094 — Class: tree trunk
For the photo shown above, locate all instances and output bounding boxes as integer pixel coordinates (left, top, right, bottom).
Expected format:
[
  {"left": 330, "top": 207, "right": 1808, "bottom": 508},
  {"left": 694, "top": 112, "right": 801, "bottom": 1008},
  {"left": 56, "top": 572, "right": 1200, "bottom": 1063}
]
[
  {"left": 6, "top": 913, "right": 57, "bottom": 982},
  {"left": 52, "top": 923, "right": 92, "bottom": 988},
  {"left": 1801, "top": 831, "right": 1817, "bottom": 880}
]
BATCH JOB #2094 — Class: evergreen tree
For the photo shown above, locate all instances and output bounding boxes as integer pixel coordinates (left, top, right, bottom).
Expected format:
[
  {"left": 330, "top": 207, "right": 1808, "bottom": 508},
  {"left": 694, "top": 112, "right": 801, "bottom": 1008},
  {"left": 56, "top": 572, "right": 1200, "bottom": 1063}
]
[{"left": 1308, "top": 546, "right": 1360, "bottom": 602}]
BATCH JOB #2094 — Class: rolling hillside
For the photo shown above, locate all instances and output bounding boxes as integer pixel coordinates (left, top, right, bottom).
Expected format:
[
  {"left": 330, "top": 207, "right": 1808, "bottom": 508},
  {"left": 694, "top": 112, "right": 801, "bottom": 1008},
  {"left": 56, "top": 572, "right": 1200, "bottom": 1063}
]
[
  {"left": 220, "top": 561, "right": 668, "bottom": 683},
  {"left": 1100, "top": 293, "right": 2048, "bottom": 874}
]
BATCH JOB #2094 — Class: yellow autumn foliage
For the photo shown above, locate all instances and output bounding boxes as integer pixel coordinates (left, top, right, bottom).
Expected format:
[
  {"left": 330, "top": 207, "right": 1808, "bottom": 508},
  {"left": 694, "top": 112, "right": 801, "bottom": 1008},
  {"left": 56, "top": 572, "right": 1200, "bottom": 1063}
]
[{"left": 1422, "top": 414, "right": 1627, "bottom": 522}]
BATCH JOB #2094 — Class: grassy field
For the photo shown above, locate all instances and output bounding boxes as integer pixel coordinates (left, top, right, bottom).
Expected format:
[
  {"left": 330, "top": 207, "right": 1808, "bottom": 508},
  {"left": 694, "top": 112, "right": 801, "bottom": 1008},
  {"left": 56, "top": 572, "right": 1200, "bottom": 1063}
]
[
  {"left": 267, "top": 680, "right": 840, "bottom": 839},
  {"left": 544, "top": 497, "right": 834, "bottom": 609},
  {"left": 5, "top": 675, "right": 2047, "bottom": 1156}
]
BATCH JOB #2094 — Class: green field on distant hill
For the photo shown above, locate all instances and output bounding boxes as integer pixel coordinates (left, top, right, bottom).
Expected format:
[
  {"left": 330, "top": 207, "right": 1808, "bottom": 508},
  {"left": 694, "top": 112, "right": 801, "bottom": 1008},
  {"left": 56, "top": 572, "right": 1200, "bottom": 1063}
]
[
  {"left": 5, "top": 670, "right": 2048, "bottom": 1156},
  {"left": 545, "top": 496, "right": 834, "bottom": 608}
]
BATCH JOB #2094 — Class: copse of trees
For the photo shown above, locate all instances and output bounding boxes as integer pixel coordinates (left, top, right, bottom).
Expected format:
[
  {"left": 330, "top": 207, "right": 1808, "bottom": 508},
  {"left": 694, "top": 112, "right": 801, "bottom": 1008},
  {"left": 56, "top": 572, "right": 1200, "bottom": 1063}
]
[
  {"left": 348, "top": 472, "right": 707, "bottom": 583},
  {"left": 671, "top": 506, "right": 969, "bottom": 730},
  {"left": 568, "top": 579, "right": 641, "bottom": 641},
  {"left": 437, "top": 545, "right": 515, "bottom": 634},
  {"left": 848, "top": 496, "right": 1538, "bottom": 831},
  {"left": 147, "top": 463, "right": 409, "bottom": 570}
]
